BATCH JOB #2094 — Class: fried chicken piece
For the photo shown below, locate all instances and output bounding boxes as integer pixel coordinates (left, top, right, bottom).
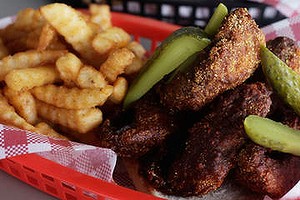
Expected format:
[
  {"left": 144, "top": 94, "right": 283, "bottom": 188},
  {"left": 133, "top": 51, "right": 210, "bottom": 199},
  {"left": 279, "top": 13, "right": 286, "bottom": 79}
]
[
  {"left": 97, "top": 93, "right": 178, "bottom": 158},
  {"left": 158, "top": 8, "right": 265, "bottom": 111},
  {"left": 140, "top": 82, "right": 272, "bottom": 196},
  {"left": 234, "top": 85, "right": 300, "bottom": 199},
  {"left": 259, "top": 36, "right": 300, "bottom": 127},
  {"left": 234, "top": 38, "right": 300, "bottom": 198},
  {"left": 251, "top": 36, "right": 300, "bottom": 83},
  {"left": 235, "top": 143, "right": 300, "bottom": 198},
  {"left": 267, "top": 36, "right": 300, "bottom": 74}
]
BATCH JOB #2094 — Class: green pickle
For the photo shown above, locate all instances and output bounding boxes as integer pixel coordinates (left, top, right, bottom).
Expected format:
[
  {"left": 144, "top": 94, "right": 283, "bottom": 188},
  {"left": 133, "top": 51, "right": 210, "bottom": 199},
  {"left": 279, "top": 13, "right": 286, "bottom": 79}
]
[
  {"left": 261, "top": 46, "right": 300, "bottom": 115},
  {"left": 244, "top": 115, "right": 300, "bottom": 156},
  {"left": 123, "top": 27, "right": 210, "bottom": 108},
  {"left": 204, "top": 3, "right": 228, "bottom": 37},
  {"left": 123, "top": 3, "right": 229, "bottom": 108}
]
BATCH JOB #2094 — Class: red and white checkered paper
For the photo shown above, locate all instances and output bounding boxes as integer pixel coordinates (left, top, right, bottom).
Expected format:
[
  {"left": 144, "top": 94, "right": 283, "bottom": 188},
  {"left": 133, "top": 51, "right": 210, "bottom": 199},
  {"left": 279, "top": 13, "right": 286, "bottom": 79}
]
[
  {"left": 0, "top": 124, "right": 117, "bottom": 182},
  {"left": 251, "top": 0, "right": 300, "bottom": 17},
  {"left": 1, "top": 0, "right": 300, "bottom": 199}
]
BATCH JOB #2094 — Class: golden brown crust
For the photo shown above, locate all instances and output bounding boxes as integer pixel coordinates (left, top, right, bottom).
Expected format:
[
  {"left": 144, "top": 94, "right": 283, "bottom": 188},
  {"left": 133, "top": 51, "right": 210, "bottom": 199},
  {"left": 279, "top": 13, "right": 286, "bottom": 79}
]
[
  {"left": 97, "top": 93, "right": 178, "bottom": 157},
  {"left": 165, "top": 83, "right": 272, "bottom": 196},
  {"left": 235, "top": 143, "right": 300, "bottom": 198},
  {"left": 139, "top": 82, "right": 272, "bottom": 197},
  {"left": 158, "top": 8, "right": 266, "bottom": 111},
  {"left": 267, "top": 36, "right": 300, "bottom": 75}
]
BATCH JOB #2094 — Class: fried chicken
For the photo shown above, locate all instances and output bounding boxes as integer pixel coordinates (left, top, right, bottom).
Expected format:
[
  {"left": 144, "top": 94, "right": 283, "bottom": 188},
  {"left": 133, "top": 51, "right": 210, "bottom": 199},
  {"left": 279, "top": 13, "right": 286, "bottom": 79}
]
[
  {"left": 158, "top": 8, "right": 265, "bottom": 111},
  {"left": 97, "top": 93, "right": 178, "bottom": 158},
  {"left": 267, "top": 36, "right": 300, "bottom": 128},
  {"left": 234, "top": 104, "right": 300, "bottom": 198},
  {"left": 267, "top": 36, "right": 300, "bottom": 74},
  {"left": 235, "top": 143, "right": 300, "bottom": 198},
  {"left": 140, "top": 82, "right": 272, "bottom": 196},
  {"left": 232, "top": 36, "right": 300, "bottom": 198}
]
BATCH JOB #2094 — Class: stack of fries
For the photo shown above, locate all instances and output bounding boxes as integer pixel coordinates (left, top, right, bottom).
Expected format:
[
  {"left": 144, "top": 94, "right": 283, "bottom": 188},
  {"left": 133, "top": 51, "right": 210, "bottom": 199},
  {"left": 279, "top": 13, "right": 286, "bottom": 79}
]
[{"left": 0, "top": 3, "right": 146, "bottom": 140}]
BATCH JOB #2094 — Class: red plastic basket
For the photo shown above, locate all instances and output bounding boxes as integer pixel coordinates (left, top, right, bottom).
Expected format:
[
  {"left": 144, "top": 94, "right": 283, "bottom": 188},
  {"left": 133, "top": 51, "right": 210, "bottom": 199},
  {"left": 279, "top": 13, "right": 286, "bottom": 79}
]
[{"left": 0, "top": 12, "right": 180, "bottom": 200}]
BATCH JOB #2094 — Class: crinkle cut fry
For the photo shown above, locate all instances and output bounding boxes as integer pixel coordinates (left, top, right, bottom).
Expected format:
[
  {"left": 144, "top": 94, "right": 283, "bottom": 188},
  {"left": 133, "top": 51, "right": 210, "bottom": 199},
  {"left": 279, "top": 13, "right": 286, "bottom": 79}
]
[
  {"left": 40, "top": 3, "right": 103, "bottom": 66},
  {"left": 89, "top": 4, "right": 112, "bottom": 30},
  {"left": 0, "top": 92, "right": 35, "bottom": 131},
  {"left": 36, "top": 100, "right": 103, "bottom": 134},
  {"left": 0, "top": 50, "right": 66, "bottom": 81},
  {"left": 31, "top": 84, "right": 113, "bottom": 109},
  {"left": 3, "top": 87, "right": 38, "bottom": 125},
  {"left": 0, "top": 91, "right": 67, "bottom": 139},
  {"left": 99, "top": 47, "right": 135, "bottom": 83},
  {"left": 5, "top": 65, "right": 60, "bottom": 91}
]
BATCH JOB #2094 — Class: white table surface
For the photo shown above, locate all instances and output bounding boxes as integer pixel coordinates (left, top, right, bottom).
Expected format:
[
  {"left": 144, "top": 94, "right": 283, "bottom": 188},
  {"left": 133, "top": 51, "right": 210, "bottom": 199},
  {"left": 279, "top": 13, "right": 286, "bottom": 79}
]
[{"left": 0, "top": 2, "right": 60, "bottom": 199}]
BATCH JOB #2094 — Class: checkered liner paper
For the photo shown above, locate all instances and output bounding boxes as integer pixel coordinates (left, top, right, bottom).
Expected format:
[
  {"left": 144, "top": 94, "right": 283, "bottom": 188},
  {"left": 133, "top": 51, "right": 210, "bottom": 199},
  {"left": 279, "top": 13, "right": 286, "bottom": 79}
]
[
  {"left": 1, "top": 0, "right": 300, "bottom": 199},
  {"left": 251, "top": 0, "right": 300, "bottom": 18},
  {"left": 0, "top": 124, "right": 117, "bottom": 182}
]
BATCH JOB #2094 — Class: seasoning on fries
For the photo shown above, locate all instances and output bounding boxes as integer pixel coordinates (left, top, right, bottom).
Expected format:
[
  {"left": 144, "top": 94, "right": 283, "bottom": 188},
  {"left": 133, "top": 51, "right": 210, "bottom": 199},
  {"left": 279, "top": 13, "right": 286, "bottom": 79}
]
[
  {"left": 56, "top": 52, "right": 83, "bottom": 86},
  {"left": 76, "top": 65, "right": 108, "bottom": 89},
  {"left": 3, "top": 87, "right": 38, "bottom": 124},
  {"left": 31, "top": 84, "right": 113, "bottom": 109}
]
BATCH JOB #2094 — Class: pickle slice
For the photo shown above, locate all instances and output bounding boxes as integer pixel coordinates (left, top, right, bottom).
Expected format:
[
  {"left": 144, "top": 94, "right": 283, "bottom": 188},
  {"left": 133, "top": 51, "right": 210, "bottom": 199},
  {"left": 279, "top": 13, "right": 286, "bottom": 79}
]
[
  {"left": 166, "top": 4, "right": 228, "bottom": 83},
  {"left": 261, "top": 46, "right": 300, "bottom": 115},
  {"left": 244, "top": 115, "right": 300, "bottom": 156},
  {"left": 204, "top": 3, "right": 228, "bottom": 37},
  {"left": 123, "top": 27, "right": 210, "bottom": 108}
]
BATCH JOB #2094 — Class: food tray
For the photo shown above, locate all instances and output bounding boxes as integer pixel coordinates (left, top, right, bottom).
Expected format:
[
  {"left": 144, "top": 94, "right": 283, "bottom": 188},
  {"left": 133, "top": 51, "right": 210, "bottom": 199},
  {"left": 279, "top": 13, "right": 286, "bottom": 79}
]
[
  {"left": 61, "top": 0, "right": 287, "bottom": 27},
  {"left": 0, "top": 12, "right": 179, "bottom": 200}
]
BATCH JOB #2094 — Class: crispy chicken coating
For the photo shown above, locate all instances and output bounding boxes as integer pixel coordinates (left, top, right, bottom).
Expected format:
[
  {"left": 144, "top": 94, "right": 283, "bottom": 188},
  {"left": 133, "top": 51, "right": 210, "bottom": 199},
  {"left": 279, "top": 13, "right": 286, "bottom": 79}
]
[
  {"left": 251, "top": 36, "right": 300, "bottom": 83},
  {"left": 158, "top": 8, "right": 265, "bottom": 111},
  {"left": 235, "top": 143, "right": 300, "bottom": 198},
  {"left": 140, "top": 82, "right": 272, "bottom": 196},
  {"left": 267, "top": 36, "right": 300, "bottom": 74},
  {"left": 267, "top": 36, "right": 300, "bottom": 121},
  {"left": 97, "top": 93, "right": 178, "bottom": 158},
  {"left": 233, "top": 36, "right": 300, "bottom": 198}
]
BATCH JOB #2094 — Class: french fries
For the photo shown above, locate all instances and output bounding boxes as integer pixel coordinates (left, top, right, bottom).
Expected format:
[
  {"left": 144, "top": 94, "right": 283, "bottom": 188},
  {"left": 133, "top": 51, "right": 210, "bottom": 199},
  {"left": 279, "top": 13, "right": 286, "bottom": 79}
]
[
  {"left": 0, "top": 50, "right": 66, "bottom": 81},
  {"left": 100, "top": 48, "right": 135, "bottom": 83},
  {"left": 13, "top": 8, "right": 45, "bottom": 31},
  {"left": 0, "top": 92, "right": 35, "bottom": 131},
  {"left": 89, "top": 4, "right": 112, "bottom": 30},
  {"left": 31, "top": 84, "right": 113, "bottom": 109},
  {"left": 125, "top": 41, "right": 147, "bottom": 75},
  {"left": 37, "top": 23, "right": 57, "bottom": 51},
  {"left": 76, "top": 65, "right": 107, "bottom": 89},
  {"left": 0, "top": 8, "right": 47, "bottom": 53},
  {"left": 56, "top": 53, "right": 82, "bottom": 86},
  {"left": 0, "top": 3, "right": 146, "bottom": 140},
  {"left": 109, "top": 77, "right": 128, "bottom": 104},
  {"left": 3, "top": 87, "right": 38, "bottom": 124},
  {"left": 5, "top": 65, "right": 60, "bottom": 91},
  {"left": 92, "top": 27, "right": 131, "bottom": 55},
  {"left": 127, "top": 41, "right": 147, "bottom": 59},
  {"left": 40, "top": 3, "right": 101, "bottom": 66},
  {"left": 35, "top": 122, "right": 68, "bottom": 139},
  {"left": 36, "top": 100, "right": 103, "bottom": 134}
]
